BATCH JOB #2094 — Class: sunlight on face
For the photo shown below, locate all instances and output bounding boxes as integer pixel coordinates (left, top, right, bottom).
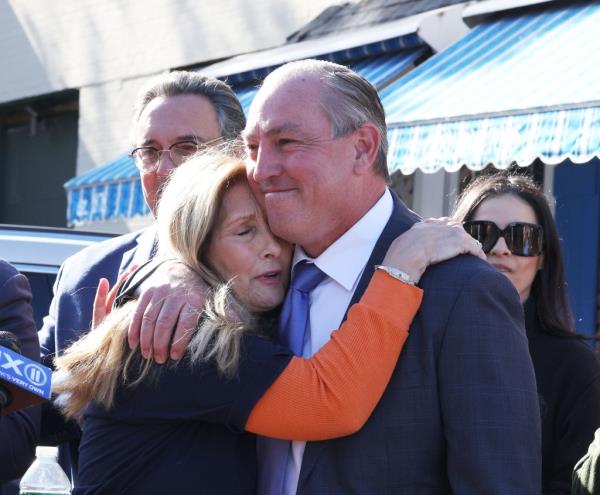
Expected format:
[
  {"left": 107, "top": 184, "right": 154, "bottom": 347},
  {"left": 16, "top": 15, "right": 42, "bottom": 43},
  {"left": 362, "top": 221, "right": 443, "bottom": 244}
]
[
  {"left": 243, "top": 76, "right": 363, "bottom": 257},
  {"left": 472, "top": 194, "right": 544, "bottom": 303},
  {"left": 207, "top": 181, "right": 292, "bottom": 312},
  {"left": 134, "top": 94, "right": 221, "bottom": 215}
]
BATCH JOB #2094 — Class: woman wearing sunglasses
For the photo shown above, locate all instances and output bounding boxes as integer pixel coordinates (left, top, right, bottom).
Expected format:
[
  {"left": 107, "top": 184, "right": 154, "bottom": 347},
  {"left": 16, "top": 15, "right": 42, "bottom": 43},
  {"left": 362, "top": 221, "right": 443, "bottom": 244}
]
[{"left": 454, "top": 172, "right": 600, "bottom": 495}]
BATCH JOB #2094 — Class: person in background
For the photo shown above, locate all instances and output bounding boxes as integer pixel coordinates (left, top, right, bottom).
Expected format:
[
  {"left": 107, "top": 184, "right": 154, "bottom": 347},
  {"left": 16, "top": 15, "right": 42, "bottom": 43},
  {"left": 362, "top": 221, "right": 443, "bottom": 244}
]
[
  {"left": 126, "top": 59, "right": 541, "bottom": 494},
  {"left": 454, "top": 172, "right": 600, "bottom": 495},
  {"left": 52, "top": 150, "right": 483, "bottom": 494},
  {"left": 0, "top": 259, "right": 40, "bottom": 487},
  {"left": 37, "top": 70, "right": 245, "bottom": 481}
]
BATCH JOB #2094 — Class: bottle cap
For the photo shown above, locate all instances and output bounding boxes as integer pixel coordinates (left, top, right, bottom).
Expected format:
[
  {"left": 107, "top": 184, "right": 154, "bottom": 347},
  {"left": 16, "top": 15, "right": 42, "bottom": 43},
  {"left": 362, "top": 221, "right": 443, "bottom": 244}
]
[{"left": 35, "top": 446, "right": 58, "bottom": 459}]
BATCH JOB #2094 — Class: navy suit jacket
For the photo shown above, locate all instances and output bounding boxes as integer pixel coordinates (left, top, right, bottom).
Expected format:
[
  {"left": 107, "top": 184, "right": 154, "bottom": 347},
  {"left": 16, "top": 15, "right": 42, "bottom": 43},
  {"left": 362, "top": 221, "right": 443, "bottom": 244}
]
[
  {"left": 0, "top": 259, "right": 40, "bottom": 482},
  {"left": 38, "top": 227, "right": 156, "bottom": 480},
  {"left": 295, "top": 193, "right": 541, "bottom": 494}
]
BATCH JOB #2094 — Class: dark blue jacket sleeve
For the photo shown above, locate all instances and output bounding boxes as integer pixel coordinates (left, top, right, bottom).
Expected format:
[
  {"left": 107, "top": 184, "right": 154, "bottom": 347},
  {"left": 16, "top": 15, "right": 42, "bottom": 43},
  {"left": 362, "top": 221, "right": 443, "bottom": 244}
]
[
  {"left": 104, "top": 335, "right": 293, "bottom": 433},
  {"left": 0, "top": 259, "right": 40, "bottom": 481}
]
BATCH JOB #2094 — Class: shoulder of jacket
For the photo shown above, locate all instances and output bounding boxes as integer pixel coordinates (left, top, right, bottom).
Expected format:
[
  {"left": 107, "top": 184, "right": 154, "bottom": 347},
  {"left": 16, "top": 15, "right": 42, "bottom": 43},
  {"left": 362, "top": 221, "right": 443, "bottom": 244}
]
[{"left": 61, "top": 229, "right": 144, "bottom": 268}]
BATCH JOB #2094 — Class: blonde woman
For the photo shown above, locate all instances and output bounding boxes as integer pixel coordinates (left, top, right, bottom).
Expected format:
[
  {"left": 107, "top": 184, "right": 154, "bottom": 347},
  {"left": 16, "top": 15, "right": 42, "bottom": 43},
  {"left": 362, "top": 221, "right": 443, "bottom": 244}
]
[{"left": 54, "top": 150, "right": 483, "bottom": 495}]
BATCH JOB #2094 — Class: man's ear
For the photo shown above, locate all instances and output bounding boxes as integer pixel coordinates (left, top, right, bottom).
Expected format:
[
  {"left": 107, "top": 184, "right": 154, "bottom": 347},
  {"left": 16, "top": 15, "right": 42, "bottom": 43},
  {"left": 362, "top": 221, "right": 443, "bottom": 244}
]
[{"left": 352, "top": 122, "right": 380, "bottom": 175}]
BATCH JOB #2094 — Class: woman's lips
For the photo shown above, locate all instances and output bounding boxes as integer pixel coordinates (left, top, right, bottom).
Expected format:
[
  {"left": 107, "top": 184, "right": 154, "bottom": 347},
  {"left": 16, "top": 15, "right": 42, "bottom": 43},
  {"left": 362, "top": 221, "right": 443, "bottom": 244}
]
[
  {"left": 256, "top": 270, "right": 282, "bottom": 285},
  {"left": 491, "top": 263, "right": 511, "bottom": 273}
]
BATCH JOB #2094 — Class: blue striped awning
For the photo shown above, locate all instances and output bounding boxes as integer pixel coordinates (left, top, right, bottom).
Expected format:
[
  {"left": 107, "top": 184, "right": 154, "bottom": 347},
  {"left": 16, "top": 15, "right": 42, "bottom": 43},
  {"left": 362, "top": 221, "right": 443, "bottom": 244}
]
[
  {"left": 233, "top": 46, "right": 427, "bottom": 116},
  {"left": 223, "top": 33, "right": 423, "bottom": 86},
  {"left": 383, "top": 1, "right": 600, "bottom": 175},
  {"left": 234, "top": 85, "right": 260, "bottom": 116},
  {"left": 350, "top": 47, "right": 427, "bottom": 89},
  {"left": 64, "top": 154, "right": 150, "bottom": 226}
]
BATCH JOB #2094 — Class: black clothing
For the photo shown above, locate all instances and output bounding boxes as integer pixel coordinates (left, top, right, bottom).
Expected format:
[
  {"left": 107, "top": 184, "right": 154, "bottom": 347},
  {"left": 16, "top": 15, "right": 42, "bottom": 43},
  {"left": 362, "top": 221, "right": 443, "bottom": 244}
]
[
  {"left": 524, "top": 298, "right": 600, "bottom": 494},
  {"left": 74, "top": 335, "right": 292, "bottom": 495}
]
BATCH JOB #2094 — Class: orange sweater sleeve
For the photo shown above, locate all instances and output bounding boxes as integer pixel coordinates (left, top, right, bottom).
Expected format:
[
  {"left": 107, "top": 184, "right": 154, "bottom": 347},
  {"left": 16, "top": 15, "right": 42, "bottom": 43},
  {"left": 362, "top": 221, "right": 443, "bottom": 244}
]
[{"left": 245, "top": 270, "right": 423, "bottom": 440}]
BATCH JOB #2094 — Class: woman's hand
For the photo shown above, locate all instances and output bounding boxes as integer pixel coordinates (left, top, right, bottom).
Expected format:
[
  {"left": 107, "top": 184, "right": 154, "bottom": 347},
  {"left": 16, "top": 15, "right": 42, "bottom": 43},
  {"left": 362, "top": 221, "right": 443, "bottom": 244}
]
[{"left": 381, "top": 218, "right": 485, "bottom": 284}]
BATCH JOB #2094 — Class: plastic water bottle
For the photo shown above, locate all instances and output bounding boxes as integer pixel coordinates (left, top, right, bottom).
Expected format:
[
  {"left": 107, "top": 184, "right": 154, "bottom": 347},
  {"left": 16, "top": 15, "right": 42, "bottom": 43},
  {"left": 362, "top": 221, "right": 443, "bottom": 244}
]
[{"left": 19, "top": 446, "right": 71, "bottom": 494}]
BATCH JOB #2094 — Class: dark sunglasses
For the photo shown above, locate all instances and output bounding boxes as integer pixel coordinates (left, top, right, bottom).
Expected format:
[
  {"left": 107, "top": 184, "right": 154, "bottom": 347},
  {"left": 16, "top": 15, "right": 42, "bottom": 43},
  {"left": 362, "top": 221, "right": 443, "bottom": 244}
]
[{"left": 463, "top": 220, "right": 544, "bottom": 257}]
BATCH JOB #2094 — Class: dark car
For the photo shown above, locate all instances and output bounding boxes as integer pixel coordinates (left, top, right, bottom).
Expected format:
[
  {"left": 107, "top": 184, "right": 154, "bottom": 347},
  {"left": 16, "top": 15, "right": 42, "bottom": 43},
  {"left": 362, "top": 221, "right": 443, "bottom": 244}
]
[
  {"left": 0, "top": 224, "right": 115, "bottom": 494},
  {"left": 0, "top": 224, "right": 115, "bottom": 328}
]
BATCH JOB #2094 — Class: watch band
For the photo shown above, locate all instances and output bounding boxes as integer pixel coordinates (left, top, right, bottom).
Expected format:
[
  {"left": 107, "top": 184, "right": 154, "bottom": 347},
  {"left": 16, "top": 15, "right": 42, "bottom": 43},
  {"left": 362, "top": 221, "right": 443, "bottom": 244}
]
[{"left": 374, "top": 265, "right": 417, "bottom": 286}]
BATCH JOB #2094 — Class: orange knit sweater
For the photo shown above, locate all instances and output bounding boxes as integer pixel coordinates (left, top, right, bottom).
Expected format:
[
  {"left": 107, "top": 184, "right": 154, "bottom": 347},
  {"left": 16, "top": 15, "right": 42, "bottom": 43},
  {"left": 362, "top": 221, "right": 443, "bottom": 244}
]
[{"left": 246, "top": 270, "right": 423, "bottom": 440}]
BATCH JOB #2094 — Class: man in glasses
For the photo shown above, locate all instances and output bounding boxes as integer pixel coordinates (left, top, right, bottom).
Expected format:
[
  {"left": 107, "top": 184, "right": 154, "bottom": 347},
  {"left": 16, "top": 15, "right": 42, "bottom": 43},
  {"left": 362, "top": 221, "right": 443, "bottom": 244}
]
[{"left": 37, "top": 70, "right": 245, "bottom": 482}]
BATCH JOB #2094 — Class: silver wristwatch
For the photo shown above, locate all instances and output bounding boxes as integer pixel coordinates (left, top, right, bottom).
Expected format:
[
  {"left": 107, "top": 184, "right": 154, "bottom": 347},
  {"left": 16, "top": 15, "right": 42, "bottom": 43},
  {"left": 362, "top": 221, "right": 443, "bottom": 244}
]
[{"left": 374, "top": 265, "right": 417, "bottom": 286}]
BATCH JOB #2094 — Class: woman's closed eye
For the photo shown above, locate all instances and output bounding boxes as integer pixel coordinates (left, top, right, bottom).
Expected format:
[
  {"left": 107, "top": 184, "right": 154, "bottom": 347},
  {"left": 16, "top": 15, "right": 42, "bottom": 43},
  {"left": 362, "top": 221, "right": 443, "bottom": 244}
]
[{"left": 235, "top": 226, "right": 254, "bottom": 236}]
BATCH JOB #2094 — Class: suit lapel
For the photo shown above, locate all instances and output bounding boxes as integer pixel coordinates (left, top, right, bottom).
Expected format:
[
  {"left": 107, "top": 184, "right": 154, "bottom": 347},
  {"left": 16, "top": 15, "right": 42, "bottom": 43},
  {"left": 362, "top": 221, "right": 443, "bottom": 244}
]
[
  {"left": 346, "top": 193, "right": 420, "bottom": 313},
  {"left": 118, "top": 226, "right": 157, "bottom": 276},
  {"left": 298, "top": 192, "right": 420, "bottom": 488}
]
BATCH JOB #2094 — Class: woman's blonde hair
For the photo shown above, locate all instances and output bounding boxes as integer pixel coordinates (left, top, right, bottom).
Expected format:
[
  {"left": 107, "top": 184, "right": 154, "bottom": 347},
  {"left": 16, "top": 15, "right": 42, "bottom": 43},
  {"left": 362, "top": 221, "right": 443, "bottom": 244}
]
[{"left": 53, "top": 148, "right": 267, "bottom": 418}]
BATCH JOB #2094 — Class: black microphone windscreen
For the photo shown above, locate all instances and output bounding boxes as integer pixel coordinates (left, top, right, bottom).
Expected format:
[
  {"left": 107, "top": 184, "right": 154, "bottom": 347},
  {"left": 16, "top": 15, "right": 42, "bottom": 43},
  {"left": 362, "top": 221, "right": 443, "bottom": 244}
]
[{"left": 0, "top": 330, "right": 21, "bottom": 354}]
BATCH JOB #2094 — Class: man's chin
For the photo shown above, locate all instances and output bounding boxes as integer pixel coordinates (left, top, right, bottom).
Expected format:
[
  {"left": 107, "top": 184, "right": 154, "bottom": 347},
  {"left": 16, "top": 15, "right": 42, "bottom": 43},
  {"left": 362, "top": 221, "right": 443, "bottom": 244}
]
[{"left": 268, "top": 221, "right": 305, "bottom": 248}]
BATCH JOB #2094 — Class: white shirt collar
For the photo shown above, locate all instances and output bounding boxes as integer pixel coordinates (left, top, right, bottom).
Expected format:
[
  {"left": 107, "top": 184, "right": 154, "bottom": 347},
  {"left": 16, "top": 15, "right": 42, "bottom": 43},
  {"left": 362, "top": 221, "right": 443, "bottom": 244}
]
[{"left": 293, "top": 189, "right": 393, "bottom": 291}]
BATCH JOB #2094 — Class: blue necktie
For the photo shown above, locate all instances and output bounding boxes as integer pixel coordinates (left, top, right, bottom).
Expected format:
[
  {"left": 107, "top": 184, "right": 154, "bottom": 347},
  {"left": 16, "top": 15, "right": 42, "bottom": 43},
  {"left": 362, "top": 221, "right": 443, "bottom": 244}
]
[{"left": 257, "top": 261, "right": 327, "bottom": 495}]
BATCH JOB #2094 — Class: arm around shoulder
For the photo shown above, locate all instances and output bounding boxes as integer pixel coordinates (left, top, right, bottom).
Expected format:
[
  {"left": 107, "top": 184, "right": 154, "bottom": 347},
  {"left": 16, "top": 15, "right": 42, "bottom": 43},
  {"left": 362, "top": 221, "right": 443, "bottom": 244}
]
[{"left": 245, "top": 271, "right": 422, "bottom": 440}]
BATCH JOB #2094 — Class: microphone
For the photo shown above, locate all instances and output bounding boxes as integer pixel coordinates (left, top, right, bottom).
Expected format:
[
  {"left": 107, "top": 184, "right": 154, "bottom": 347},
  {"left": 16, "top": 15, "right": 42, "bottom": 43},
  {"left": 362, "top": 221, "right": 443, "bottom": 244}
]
[{"left": 0, "top": 331, "right": 51, "bottom": 416}]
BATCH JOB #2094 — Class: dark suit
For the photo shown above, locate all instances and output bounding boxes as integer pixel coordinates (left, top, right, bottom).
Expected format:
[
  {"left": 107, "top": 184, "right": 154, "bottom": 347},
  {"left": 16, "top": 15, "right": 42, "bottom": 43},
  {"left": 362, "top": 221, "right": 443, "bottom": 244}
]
[
  {"left": 38, "top": 227, "right": 156, "bottom": 481},
  {"left": 0, "top": 259, "right": 40, "bottom": 482},
  {"left": 295, "top": 193, "right": 541, "bottom": 494}
]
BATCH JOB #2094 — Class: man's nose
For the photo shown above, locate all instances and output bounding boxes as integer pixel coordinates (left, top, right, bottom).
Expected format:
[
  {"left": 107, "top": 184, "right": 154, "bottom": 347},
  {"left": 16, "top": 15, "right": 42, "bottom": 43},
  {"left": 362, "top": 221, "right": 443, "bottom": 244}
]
[
  {"left": 155, "top": 151, "right": 176, "bottom": 176},
  {"left": 251, "top": 144, "right": 281, "bottom": 183}
]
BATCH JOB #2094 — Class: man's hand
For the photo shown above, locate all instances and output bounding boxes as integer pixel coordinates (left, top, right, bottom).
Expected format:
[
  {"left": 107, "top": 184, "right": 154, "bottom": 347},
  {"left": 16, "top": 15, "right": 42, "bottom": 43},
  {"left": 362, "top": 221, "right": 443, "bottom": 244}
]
[
  {"left": 382, "top": 218, "right": 485, "bottom": 284},
  {"left": 92, "top": 266, "right": 138, "bottom": 329},
  {"left": 127, "top": 260, "right": 208, "bottom": 364}
]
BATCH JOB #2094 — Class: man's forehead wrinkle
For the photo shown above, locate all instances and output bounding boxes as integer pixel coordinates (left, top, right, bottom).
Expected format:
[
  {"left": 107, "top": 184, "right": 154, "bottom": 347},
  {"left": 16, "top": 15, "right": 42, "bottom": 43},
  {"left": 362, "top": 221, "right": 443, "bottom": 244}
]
[
  {"left": 140, "top": 133, "right": 201, "bottom": 147},
  {"left": 244, "top": 71, "right": 326, "bottom": 141},
  {"left": 265, "top": 122, "right": 302, "bottom": 135},
  {"left": 242, "top": 118, "right": 301, "bottom": 140}
]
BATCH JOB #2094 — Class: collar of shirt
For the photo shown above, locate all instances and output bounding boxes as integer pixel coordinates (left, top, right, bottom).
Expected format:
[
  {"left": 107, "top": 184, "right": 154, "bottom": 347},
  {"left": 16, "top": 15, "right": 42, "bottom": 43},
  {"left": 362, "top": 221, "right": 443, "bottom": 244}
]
[
  {"left": 292, "top": 188, "right": 393, "bottom": 291},
  {"left": 283, "top": 189, "right": 394, "bottom": 495}
]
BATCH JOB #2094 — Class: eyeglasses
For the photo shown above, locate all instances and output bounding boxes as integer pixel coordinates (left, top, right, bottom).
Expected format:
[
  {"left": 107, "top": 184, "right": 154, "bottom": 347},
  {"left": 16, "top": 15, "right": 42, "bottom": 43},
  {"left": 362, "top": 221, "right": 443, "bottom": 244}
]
[
  {"left": 463, "top": 220, "right": 544, "bottom": 257},
  {"left": 129, "top": 137, "right": 222, "bottom": 172}
]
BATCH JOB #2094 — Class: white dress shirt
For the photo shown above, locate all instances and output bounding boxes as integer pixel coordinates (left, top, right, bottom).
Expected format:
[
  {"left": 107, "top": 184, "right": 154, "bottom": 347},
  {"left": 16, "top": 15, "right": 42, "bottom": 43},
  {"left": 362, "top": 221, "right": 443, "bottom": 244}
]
[{"left": 282, "top": 189, "right": 393, "bottom": 495}]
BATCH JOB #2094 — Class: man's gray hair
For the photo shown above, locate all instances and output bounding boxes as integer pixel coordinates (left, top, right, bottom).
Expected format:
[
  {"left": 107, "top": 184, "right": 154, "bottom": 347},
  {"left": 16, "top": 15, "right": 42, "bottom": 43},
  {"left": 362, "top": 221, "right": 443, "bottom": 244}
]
[
  {"left": 272, "top": 60, "right": 389, "bottom": 179},
  {"left": 132, "top": 71, "right": 246, "bottom": 140}
]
